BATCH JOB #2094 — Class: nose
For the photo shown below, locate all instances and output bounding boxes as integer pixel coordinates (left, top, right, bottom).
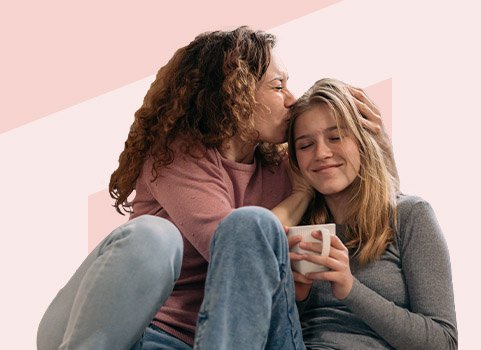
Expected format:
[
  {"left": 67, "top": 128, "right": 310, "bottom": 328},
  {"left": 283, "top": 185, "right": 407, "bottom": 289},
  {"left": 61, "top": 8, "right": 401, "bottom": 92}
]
[
  {"left": 315, "top": 139, "right": 333, "bottom": 160},
  {"left": 284, "top": 89, "right": 297, "bottom": 108}
]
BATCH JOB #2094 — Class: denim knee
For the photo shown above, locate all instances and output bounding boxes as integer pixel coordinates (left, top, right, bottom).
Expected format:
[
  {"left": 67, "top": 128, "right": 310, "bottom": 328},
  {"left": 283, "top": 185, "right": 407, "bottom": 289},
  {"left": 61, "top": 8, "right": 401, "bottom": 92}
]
[
  {"left": 215, "top": 206, "right": 286, "bottom": 247},
  {"left": 104, "top": 215, "right": 184, "bottom": 282}
]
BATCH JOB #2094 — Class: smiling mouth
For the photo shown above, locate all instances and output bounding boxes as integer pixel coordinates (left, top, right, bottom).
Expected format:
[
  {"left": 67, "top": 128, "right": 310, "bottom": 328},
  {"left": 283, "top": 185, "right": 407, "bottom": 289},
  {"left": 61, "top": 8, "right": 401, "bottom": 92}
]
[{"left": 313, "top": 164, "right": 342, "bottom": 172}]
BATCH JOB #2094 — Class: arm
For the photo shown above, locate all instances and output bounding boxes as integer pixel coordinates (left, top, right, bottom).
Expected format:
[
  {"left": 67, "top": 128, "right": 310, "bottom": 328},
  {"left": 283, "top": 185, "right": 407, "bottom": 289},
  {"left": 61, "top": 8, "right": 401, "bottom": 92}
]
[
  {"left": 144, "top": 144, "right": 311, "bottom": 261},
  {"left": 271, "top": 158, "right": 314, "bottom": 227},
  {"left": 277, "top": 160, "right": 316, "bottom": 301},
  {"left": 341, "top": 199, "right": 457, "bottom": 349},
  {"left": 143, "top": 147, "right": 234, "bottom": 260}
]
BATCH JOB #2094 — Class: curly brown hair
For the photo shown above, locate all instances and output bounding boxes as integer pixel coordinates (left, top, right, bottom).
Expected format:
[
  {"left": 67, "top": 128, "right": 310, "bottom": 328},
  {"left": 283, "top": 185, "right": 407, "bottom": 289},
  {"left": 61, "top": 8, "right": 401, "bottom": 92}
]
[{"left": 110, "top": 26, "right": 285, "bottom": 214}]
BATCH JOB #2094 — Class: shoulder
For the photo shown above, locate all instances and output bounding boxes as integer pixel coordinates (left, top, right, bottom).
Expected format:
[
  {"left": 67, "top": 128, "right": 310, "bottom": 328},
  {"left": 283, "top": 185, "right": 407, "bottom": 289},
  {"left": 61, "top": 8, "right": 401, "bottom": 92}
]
[
  {"left": 170, "top": 138, "right": 222, "bottom": 166},
  {"left": 396, "top": 194, "right": 435, "bottom": 223},
  {"left": 395, "top": 194, "right": 444, "bottom": 250},
  {"left": 139, "top": 139, "right": 224, "bottom": 186},
  {"left": 396, "top": 194, "right": 432, "bottom": 217},
  {"left": 262, "top": 155, "right": 291, "bottom": 183}
]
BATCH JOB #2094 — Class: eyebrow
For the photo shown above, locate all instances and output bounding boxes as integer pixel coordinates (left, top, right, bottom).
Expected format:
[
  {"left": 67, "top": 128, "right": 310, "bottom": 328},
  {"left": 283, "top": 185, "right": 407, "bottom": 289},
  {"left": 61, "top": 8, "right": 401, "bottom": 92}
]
[
  {"left": 268, "top": 75, "right": 289, "bottom": 83},
  {"left": 294, "top": 125, "right": 339, "bottom": 142}
]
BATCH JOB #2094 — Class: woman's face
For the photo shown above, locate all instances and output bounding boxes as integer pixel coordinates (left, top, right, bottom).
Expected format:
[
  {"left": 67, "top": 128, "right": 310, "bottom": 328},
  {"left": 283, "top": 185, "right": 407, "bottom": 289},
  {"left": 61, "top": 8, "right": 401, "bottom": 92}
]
[
  {"left": 293, "top": 104, "right": 361, "bottom": 197},
  {"left": 253, "top": 51, "right": 296, "bottom": 144}
]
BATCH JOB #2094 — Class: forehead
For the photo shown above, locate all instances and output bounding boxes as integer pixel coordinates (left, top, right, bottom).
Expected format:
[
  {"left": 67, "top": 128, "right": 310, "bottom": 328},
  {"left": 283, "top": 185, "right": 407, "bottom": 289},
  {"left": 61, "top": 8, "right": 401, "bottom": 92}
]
[{"left": 296, "top": 104, "right": 336, "bottom": 130}]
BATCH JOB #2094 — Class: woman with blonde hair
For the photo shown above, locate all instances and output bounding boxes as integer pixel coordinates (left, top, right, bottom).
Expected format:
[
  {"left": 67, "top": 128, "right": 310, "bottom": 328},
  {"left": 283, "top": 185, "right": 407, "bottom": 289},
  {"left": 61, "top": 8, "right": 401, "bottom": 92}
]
[
  {"left": 37, "top": 27, "right": 390, "bottom": 349},
  {"left": 287, "top": 78, "right": 457, "bottom": 349}
]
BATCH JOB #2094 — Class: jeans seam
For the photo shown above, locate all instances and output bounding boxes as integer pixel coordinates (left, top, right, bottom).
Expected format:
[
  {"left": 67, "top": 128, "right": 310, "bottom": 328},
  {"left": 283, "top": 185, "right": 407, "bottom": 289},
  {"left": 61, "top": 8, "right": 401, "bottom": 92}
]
[{"left": 281, "top": 267, "right": 303, "bottom": 350}]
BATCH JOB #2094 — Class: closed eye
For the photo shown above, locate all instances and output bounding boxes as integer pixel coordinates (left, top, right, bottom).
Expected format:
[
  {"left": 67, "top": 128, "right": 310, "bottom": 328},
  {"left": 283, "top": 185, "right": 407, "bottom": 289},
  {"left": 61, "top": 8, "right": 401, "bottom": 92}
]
[{"left": 297, "top": 143, "right": 313, "bottom": 150}]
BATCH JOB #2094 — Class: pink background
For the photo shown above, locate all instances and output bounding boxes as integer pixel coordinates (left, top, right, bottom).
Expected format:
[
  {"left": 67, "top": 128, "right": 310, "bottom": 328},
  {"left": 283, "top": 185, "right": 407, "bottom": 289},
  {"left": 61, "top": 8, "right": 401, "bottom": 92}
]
[{"left": 1, "top": 1, "right": 479, "bottom": 348}]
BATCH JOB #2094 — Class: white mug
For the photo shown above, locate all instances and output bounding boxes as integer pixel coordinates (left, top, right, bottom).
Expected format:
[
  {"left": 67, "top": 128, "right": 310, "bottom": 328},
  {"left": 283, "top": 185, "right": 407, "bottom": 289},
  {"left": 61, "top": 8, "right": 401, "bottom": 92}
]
[{"left": 287, "top": 224, "right": 336, "bottom": 275}]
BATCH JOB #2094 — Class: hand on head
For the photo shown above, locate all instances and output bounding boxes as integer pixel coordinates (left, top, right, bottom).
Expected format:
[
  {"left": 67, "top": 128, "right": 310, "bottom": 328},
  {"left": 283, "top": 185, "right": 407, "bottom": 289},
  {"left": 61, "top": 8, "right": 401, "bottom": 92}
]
[{"left": 347, "top": 85, "right": 383, "bottom": 135}]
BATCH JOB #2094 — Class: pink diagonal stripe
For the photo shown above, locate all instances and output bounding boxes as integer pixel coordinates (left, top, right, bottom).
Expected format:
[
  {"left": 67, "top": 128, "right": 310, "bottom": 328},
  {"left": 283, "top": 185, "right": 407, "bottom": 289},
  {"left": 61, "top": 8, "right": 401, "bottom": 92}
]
[
  {"left": 88, "top": 189, "right": 128, "bottom": 252},
  {"left": 1, "top": 0, "right": 342, "bottom": 134}
]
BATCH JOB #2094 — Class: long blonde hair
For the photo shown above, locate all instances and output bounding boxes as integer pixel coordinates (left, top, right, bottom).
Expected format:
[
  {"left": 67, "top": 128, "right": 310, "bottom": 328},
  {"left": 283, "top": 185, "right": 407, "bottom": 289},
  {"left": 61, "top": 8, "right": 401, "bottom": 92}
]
[{"left": 288, "top": 78, "right": 398, "bottom": 264}]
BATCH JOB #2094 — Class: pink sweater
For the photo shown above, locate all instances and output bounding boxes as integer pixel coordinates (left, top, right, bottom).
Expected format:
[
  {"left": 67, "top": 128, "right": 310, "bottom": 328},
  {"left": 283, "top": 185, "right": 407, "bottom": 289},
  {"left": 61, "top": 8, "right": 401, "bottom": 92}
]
[{"left": 130, "top": 142, "right": 292, "bottom": 346}]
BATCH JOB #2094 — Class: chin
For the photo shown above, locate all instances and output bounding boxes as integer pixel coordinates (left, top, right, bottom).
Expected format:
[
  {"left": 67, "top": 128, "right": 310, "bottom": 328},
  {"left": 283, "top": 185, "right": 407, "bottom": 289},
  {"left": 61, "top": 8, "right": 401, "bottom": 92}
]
[
  {"left": 315, "top": 184, "right": 347, "bottom": 196},
  {"left": 264, "top": 135, "right": 287, "bottom": 145}
]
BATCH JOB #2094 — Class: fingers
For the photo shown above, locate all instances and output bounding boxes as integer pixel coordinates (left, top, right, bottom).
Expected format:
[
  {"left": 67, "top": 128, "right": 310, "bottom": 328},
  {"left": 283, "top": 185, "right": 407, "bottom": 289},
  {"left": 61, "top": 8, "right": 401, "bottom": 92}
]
[
  {"left": 297, "top": 230, "right": 328, "bottom": 254},
  {"left": 299, "top": 231, "right": 347, "bottom": 254},
  {"left": 305, "top": 270, "right": 348, "bottom": 284},
  {"left": 292, "top": 271, "right": 313, "bottom": 285},
  {"left": 289, "top": 251, "right": 304, "bottom": 262},
  {"left": 302, "top": 254, "right": 345, "bottom": 272},
  {"left": 348, "top": 86, "right": 383, "bottom": 135},
  {"left": 303, "top": 244, "right": 350, "bottom": 281},
  {"left": 288, "top": 234, "right": 304, "bottom": 263},
  {"left": 357, "top": 109, "right": 382, "bottom": 135},
  {"left": 305, "top": 267, "right": 354, "bottom": 300},
  {"left": 299, "top": 240, "right": 324, "bottom": 253},
  {"left": 299, "top": 233, "right": 349, "bottom": 272},
  {"left": 348, "top": 85, "right": 380, "bottom": 115},
  {"left": 329, "top": 234, "right": 349, "bottom": 253},
  {"left": 288, "top": 234, "right": 302, "bottom": 249},
  {"left": 353, "top": 100, "right": 382, "bottom": 135}
]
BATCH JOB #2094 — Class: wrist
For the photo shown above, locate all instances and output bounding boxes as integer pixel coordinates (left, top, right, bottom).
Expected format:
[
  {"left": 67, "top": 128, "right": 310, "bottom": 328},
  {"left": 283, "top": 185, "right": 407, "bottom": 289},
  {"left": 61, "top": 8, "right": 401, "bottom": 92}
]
[{"left": 295, "top": 283, "right": 312, "bottom": 302}]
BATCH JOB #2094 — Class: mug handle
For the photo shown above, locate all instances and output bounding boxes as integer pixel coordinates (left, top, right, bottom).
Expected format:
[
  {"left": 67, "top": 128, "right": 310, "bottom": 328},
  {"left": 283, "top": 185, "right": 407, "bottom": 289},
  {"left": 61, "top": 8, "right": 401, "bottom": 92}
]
[{"left": 319, "top": 228, "right": 331, "bottom": 256}]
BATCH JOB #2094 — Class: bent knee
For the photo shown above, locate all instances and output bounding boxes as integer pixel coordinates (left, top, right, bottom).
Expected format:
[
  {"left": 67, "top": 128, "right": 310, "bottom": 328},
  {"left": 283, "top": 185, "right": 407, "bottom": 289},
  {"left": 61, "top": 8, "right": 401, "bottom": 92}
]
[
  {"left": 217, "top": 206, "right": 283, "bottom": 240},
  {"left": 125, "top": 215, "right": 183, "bottom": 253},
  {"left": 226, "top": 206, "right": 277, "bottom": 223},
  {"left": 106, "top": 216, "right": 184, "bottom": 276}
]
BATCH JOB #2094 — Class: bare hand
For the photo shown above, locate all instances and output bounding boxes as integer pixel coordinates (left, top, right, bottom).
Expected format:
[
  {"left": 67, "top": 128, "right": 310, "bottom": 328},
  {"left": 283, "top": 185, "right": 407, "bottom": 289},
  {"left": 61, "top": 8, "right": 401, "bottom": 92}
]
[
  {"left": 285, "top": 226, "right": 313, "bottom": 301},
  {"left": 300, "top": 231, "right": 353, "bottom": 300},
  {"left": 348, "top": 85, "right": 383, "bottom": 135}
]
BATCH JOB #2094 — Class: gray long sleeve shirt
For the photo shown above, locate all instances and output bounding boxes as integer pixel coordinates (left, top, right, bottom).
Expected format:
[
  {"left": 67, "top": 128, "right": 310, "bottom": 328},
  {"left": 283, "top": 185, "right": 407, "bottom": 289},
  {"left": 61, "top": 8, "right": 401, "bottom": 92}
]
[{"left": 297, "top": 195, "right": 457, "bottom": 349}]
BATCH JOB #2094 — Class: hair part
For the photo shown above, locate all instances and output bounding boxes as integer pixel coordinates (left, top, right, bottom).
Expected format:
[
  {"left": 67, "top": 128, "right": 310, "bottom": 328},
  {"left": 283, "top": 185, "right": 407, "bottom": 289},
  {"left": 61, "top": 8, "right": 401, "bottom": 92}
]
[
  {"left": 288, "top": 78, "right": 398, "bottom": 265},
  {"left": 110, "top": 26, "right": 285, "bottom": 214}
]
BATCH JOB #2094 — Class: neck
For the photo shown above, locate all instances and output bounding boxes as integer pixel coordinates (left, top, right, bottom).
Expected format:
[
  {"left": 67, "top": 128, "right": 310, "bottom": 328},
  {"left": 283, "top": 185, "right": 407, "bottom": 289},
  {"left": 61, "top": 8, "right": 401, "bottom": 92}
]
[
  {"left": 220, "top": 135, "right": 257, "bottom": 164},
  {"left": 324, "top": 191, "right": 351, "bottom": 224}
]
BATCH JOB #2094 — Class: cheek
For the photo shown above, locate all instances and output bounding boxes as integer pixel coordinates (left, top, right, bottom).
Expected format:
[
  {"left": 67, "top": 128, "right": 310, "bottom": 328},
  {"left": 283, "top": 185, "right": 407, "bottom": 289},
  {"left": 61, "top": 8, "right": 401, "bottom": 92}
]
[{"left": 296, "top": 154, "right": 310, "bottom": 174}]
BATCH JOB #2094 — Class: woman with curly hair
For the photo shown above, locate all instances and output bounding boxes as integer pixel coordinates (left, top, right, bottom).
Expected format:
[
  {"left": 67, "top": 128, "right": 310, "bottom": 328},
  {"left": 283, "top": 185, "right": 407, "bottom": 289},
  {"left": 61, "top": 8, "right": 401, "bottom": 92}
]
[
  {"left": 287, "top": 78, "right": 457, "bottom": 349},
  {"left": 37, "top": 28, "right": 389, "bottom": 350}
]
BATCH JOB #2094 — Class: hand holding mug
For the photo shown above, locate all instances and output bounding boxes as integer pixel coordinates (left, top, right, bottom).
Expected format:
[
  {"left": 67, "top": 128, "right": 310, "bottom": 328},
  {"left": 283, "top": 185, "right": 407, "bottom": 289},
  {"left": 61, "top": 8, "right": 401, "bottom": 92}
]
[
  {"left": 301, "top": 231, "right": 353, "bottom": 300},
  {"left": 286, "top": 227, "right": 313, "bottom": 301}
]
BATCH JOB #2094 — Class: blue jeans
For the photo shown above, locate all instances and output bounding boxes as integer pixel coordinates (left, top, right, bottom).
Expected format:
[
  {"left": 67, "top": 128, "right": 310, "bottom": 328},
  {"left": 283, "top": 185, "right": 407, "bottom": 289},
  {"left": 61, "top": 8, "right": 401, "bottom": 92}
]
[
  {"left": 38, "top": 208, "right": 305, "bottom": 349},
  {"left": 131, "top": 325, "right": 192, "bottom": 350},
  {"left": 193, "top": 206, "right": 305, "bottom": 350},
  {"left": 37, "top": 215, "right": 184, "bottom": 350}
]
